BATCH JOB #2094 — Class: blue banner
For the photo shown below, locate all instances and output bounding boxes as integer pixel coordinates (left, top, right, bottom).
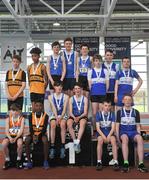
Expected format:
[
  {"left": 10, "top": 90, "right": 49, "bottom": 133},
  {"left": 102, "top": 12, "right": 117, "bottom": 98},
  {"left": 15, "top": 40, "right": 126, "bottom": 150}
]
[{"left": 104, "top": 37, "right": 131, "bottom": 59}]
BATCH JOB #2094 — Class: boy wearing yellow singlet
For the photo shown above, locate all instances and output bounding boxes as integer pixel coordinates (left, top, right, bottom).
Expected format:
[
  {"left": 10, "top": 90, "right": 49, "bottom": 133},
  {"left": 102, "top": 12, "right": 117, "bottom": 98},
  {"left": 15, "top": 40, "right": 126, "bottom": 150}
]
[{"left": 27, "top": 47, "right": 48, "bottom": 111}]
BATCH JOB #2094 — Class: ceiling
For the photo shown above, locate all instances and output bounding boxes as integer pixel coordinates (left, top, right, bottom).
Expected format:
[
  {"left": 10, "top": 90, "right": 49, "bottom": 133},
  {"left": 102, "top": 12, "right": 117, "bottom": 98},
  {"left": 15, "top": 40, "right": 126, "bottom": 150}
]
[{"left": 0, "top": 0, "right": 149, "bottom": 41}]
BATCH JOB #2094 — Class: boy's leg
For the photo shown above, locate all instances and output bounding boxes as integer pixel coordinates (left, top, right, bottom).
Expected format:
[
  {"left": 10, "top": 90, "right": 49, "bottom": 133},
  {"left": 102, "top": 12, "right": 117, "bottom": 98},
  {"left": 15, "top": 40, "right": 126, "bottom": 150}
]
[
  {"left": 91, "top": 102, "right": 99, "bottom": 133},
  {"left": 25, "top": 135, "right": 32, "bottom": 162},
  {"left": 49, "top": 120, "right": 56, "bottom": 159},
  {"left": 110, "top": 136, "right": 118, "bottom": 161},
  {"left": 96, "top": 136, "right": 103, "bottom": 170},
  {"left": 60, "top": 120, "right": 66, "bottom": 144},
  {"left": 16, "top": 138, "right": 23, "bottom": 160},
  {"left": 2, "top": 138, "right": 10, "bottom": 160},
  {"left": 42, "top": 135, "right": 49, "bottom": 161},
  {"left": 67, "top": 118, "right": 76, "bottom": 141},
  {"left": 134, "top": 134, "right": 144, "bottom": 162},
  {"left": 77, "top": 119, "right": 86, "bottom": 141},
  {"left": 121, "top": 134, "right": 129, "bottom": 161}
]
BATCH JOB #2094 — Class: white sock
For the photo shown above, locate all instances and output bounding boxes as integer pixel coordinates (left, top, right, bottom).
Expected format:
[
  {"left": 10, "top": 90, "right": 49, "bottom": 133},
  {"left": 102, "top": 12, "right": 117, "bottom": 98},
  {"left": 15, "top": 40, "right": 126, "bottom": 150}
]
[
  {"left": 17, "top": 156, "right": 21, "bottom": 161},
  {"left": 73, "top": 139, "right": 77, "bottom": 144},
  {"left": 5, "top": 157, "right": 10, "bottom": 161},
  {"left": 76, "top": 139, "right": 80, "bottom": 144},
  {"left": 97, "top": 160, "right": 102, "bottom": 163}
]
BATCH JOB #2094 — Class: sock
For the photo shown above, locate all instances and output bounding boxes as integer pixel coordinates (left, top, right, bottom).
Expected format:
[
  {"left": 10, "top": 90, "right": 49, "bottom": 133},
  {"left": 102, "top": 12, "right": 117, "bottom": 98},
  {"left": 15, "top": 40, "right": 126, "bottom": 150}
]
[
  {"left": 97, "top": 160, "right": 102, "bottom": 163},
  {"left": 17, "top": 156, "right": 21, "bottom": 161},
  {"left": 124, "top": 160, "right": 129, "bottom": 164},
  {"left": 73, "top": 139, "right": 77, "bottom": 144},
  {"left": 5, "top": 157, "right": 10, "bottom": 161},
  {"left": 76, "top": 139, "right": 80, "bottom": 144},
  {"left": 139, "top": 161, "right": 143, "bottom": 165}
]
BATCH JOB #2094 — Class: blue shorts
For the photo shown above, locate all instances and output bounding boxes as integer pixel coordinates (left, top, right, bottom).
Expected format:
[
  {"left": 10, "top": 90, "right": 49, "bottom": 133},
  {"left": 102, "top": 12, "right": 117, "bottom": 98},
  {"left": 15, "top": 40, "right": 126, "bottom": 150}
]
[{"left": 120, "top": 131, "right": 139, "bottom": 140}]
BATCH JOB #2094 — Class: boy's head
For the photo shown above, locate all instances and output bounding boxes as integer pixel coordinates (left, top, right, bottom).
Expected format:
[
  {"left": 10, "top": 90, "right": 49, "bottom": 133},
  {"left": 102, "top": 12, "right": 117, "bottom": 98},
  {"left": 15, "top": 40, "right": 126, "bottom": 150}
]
[
  {"left": 80, "top": 43, "right": 89, "bottom": 56},
  {"left": 52, "top": 41, "right": 61, "bottom": 53},
  {"left": 34, "top": 100, "right": 43, "bottom": 114},
  {"left": 12, "top": 55, "right": 21, "bottom": 70},
  {"left": 105, "top": 49, "right": 114, "bottom": 63},
  {"left": 10, "top": 103, "right": 21, "bottom": 116},
  {"left": 102, "top": 99, "right": 112, "bottom": 112},
  {"left": 122, "top": 94, "right": 133, "bottom": 107},
  {"left": 73, "top": 82, "right": 82, "bottom": 95},
  {"left": 30, "top": 47, "right": 42, "bottom": 63},
  {"left": 93, "top": 54, "right": 102, "bottom": 67},
  {"left": 122, "top": 57, "right": 130, "bottom": 69},
  {"left": 53, "top": 81, "right": 63, "bottom": 93},
  {"left": 64, "top": 37, "right": 73, "bottom": 51}
]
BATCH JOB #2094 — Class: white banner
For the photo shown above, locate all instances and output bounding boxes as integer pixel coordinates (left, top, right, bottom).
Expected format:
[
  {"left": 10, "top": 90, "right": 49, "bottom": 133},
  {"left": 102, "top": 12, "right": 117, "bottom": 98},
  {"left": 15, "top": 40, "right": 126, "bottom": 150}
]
[{"left": 1, "top": 38, "right": 27, "bottom": 71}]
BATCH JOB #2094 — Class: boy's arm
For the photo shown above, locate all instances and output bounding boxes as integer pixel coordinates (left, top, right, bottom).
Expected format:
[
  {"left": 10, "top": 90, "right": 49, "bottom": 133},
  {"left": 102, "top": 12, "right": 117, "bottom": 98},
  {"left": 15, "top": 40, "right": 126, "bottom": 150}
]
[
  {"left": 5, "top": 117, "right": 12, "bottom": 140},
  {"left": 41, "top": 114, "right": 49, "bottom": 135},
  {"left": 42, "top": 64, "right": 48, "bottom": 90},
  {"left": 132, "top": 76, "right": 143, "bottom": 96},
  {"left": 78, "top": 96, "right": 88, "bottom": 119},
  {"left": 68, "top": 97, "right": 75, "bottom": 119},
  {"left": 75, "top": 56, "right": 80, "bottom": 82},
  {"left": 114, "top": 80, "right": 119, "bottom": 103},
  {"left": 61, "top": 55, "right": 66, "bottom": 82},
  {"left": 60, "top": 95, "right": 69, "bottom": 119},
  {"left": 28, "top": 114, "right": 33, "bottom": 136},
  {"left": 48, "top": 95, "right": 58, "bottom": 118},
  {"left": 14, "top": 117, "right": 25, "bottom": 140},
  {"left": 46, "top": 56, "right": 54, "bottom": 86},
  {"left": 96, "top": 122, "right": 107, "bottom": 141}
]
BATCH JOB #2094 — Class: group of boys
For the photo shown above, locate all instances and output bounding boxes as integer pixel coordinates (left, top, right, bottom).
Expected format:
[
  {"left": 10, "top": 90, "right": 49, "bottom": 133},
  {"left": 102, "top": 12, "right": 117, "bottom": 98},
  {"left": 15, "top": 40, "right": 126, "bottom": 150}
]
[{"left": 2, "top": 37, "right": 148, "bottom": 173}]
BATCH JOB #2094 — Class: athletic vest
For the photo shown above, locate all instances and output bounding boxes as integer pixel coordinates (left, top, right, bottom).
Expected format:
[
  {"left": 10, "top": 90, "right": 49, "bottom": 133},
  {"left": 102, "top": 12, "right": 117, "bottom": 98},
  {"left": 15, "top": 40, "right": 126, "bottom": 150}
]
[
  {"left": 49, "top": 55, "right": 63, "bottom": 75},
  {"left": 31, "top": 112, "right": 46, "bottom": 136},
  {"left": 119, "top": 108, "right": 137, "bottom": 132},
  {"left": 52, "top": 93, "right": 65, "bottom": 115},
  {"left": 9, "top": 114, "right": 23, "bottom": 136},
  {"left": 96, "top": 111, "right": 114, "bottom": 136},
  {"left": 28, "top": 63, "right": 45, "bottom": 94},
  {"left": 7, "top": 69, "right": 24, "bottom": 97},
  {"left": 117, "top": 69, "right": 136, "bottom": 96},
  {"left": 102, "top": 62, "right": 117, "bottom": 92},
  {"left": 90, "top": 68, "right": 106, "bottom": 95},
  {"left": 72, "top": 95, "right": 85, "bottom": 116},
  {"left": 79, "top": 56, "right": 91, "bottom": 76},
  {"left": 64, "top": 51, "right": 76, "bottom": 78}
]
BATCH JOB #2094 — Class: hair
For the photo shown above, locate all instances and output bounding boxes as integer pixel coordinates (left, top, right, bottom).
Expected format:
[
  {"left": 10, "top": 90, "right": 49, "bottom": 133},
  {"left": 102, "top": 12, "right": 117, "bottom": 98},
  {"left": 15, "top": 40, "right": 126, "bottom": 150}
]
[
  {"left": 103, "top": 99, "right": 112, "bottom": 104},
  {"left": 122, "top": 93, "right": 133, "bottom": 99},
  {"left": 30, "top": 47, "right": 42, "bottom": 55},
  {"left": 64, "top": 37, "right": 73, "bottom": 43},
  {"left": 122, "top": 56, "right": 130, "bottom": 62},
  {"left": 12, "top": 55, "right": 21, "bottom": 62},
  {"left": 73, "top": 82, "right": 82, "bottom": 89},
  {"left": 53, "top": 81, "right": 63, "bottom": 87},
  {"left": 34, "top": 99, "right": 44, "bottom": 104},
  {"left": 10, "top": 103, "right": 21, "bottom": 111},
  {"left": 93, "top": 54, "right": 103, "bottom": 62},
  {"left": 52, "top": 41, "right": 61, "bottom": 48},
  {"left": 80, "top": 43, "right": 89, "bottom": 50},
  {"left": 105, "top": 49, "right": 113, "bottom": 54}
]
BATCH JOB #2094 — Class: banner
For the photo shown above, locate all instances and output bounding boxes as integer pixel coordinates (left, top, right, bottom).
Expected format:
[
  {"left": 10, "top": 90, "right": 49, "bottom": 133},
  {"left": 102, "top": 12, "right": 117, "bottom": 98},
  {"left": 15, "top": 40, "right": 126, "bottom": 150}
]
[
  {"left": 73, "top": 37, "right": 99, "bottom": 56},
  {"left": 1, "top": 38, "right": 27, "bottom": 71},
  {"left": 104, "top": 37, "right": 131, "bottom": 59}
]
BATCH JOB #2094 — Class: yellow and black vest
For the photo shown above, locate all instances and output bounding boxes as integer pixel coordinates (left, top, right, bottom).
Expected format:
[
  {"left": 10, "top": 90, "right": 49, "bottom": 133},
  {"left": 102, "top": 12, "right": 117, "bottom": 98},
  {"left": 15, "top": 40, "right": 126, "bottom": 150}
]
[
  {"left": 7, "top": 69, "right": 24, "bottom": 97},
  {"left": 9, "top": 114, "right": 23, "bottom": 137},
  {"left": 28, "top": 63, "right": 45, "bottom": 94},
  {"left": 31, "top": 112, "right": 46, "bottom": 136}
]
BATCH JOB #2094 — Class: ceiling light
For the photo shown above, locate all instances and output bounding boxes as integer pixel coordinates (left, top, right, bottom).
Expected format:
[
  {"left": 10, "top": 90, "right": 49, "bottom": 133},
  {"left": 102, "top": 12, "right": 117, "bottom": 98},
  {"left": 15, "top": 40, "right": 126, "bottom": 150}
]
[{"left": 53, "top": 22, "right": 60, "bottom": 27}]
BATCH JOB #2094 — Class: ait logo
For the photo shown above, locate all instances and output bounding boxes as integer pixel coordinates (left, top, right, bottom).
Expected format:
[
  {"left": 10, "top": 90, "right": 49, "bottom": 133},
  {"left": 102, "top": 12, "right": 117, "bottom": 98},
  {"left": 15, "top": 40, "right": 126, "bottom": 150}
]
[{"left": 3, "top": 46, "right": 24, "bottom": 63}]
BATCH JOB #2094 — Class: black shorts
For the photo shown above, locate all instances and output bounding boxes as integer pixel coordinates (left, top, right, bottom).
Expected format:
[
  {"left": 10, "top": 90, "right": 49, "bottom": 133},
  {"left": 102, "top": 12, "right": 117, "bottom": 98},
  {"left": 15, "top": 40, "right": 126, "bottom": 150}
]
[
  {"left": 68, "top": 116, "right": 88, "bottom": 122},
  {"left": 49, "top": 75, "right": 61, "bottom": 90},
  {"left": 106, "top": 93, "right": 115, "bottom": 106},
  {"left": 90, "top": 95, "right": 106, "bottom": 103},
  {"left": 8, "top": 96, "right": 23, "bottom": 111},
  {"left": 78, "top": 76, "right": 89, "bottom": 91},
  {"left": 30, "top": 93, "right": 45, "bottom": 104},
  {"left": 63, "top": 78, "right": 76, "bottom": 91},
  {"left": 25, "top": 134, "right": 48, "bottom": 143}
]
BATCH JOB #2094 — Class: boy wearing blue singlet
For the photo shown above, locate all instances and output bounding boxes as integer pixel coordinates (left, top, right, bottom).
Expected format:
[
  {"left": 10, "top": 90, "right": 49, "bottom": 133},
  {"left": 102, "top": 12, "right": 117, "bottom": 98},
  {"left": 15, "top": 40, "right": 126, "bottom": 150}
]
[
  {"left": 76, "top": 43, "right": 92, "bottom": 97},
  {"left": 96, "top": 100, "right": 119, "bottom": 171},
  {"left": 102, "top": 49, "right": 119, "bottom": 111},
  {"left": 63, "top": 37, "right": 78, "bottom": 96},
  {"left": 114, "top": 57, "right": 143, "bottom": 110},
  {"left": 48, "top": 81, "right": 69, "bottom": 159},
  {"left": 46, "top": 41, "right": 66, "bottom": 91},
  {"left": 88, "top": 54, "right": 109, "bottom": 132},
  {"left": 116, "top": 94, "right": 148, "bottom": 173},
  {"left": 67, "top": 82, "right": 88, "bottom": 153}
]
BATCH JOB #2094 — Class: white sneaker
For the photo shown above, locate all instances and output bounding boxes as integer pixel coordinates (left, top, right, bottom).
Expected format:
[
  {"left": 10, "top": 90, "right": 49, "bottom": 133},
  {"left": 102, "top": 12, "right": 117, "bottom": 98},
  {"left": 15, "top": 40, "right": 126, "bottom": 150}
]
[{"left": 109, "top": 159, "right": 115, "bottom": 165}]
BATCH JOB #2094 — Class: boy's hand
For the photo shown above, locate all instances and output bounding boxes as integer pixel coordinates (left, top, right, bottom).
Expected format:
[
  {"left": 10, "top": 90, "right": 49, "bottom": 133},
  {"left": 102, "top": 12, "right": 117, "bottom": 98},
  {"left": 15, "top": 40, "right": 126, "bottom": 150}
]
[
  {"left": 107, "top": 135, "right": 111, "bottom": 143},
  {"left": 102, "top": 135, "right": 107, "bottom": 143},
  {"left": 74, "top": 117, "right": 79, "bottom": 123},
  {"left": 9, "top": 137, "right": 15, "bottom": 143}
]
